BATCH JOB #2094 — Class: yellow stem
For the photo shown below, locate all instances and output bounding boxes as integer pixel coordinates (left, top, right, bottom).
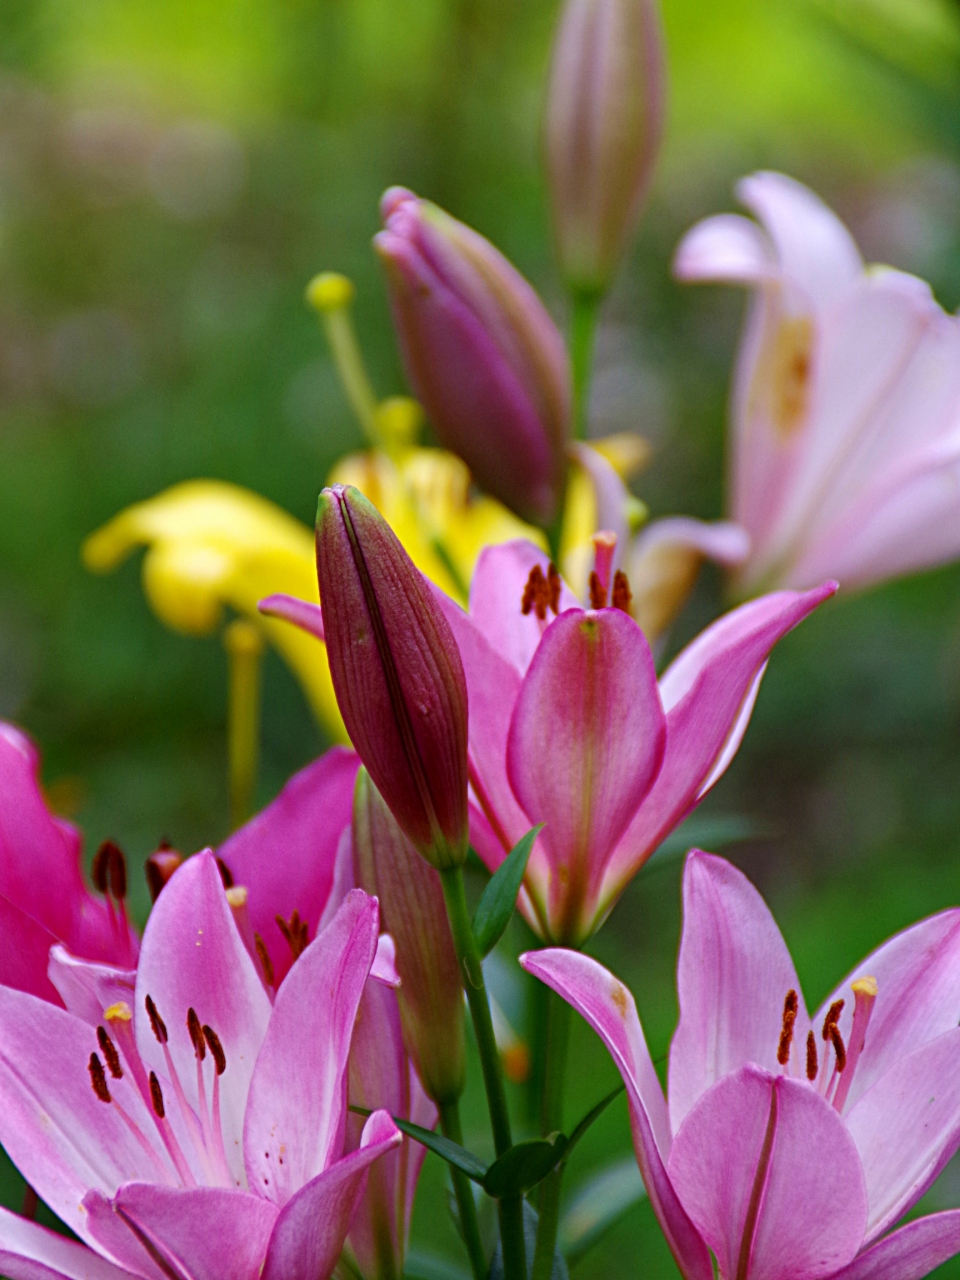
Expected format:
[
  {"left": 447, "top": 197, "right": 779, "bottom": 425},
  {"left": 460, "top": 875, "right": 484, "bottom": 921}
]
[{"left": 223, "top": 619, "right": 265, "bottom": 830}]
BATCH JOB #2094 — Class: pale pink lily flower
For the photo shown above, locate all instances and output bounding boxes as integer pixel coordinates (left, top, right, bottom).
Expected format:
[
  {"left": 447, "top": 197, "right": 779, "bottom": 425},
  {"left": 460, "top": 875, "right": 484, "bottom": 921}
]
[
  {"left": 0, "top": 721, "right": 138, "bottom": 1003},
  {"left": 523, "top": 850, "right": 960, "bottom": 1280},
  {"left": 0, "top": 851, "right": 401, "bottom": 1280},
  {"left": 438, "top": 538, "right": 834, "bottom": 944},
  {"left": 675, "top": 171, "right": 960, "bottom": 594}
]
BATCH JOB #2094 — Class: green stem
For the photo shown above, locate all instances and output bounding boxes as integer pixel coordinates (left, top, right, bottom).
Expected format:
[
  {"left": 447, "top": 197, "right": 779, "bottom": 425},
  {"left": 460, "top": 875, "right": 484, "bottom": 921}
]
[
  {"left": 531, "top": 990, "right": 572, "bottom": 1280},
  {"left": 440, "top": 867, "right": 526, "bottom": 1280},
  {"left": 439, "top": 1099, "right": 488, "bottom": 1280},
  {"left": 570, "top": 291, "right": 602, "bottom": 442}
]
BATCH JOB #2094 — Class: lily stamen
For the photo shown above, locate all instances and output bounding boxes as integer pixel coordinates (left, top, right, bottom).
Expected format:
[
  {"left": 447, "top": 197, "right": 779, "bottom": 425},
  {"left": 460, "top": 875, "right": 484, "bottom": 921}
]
[{"left": 776, "top": 989, "right": 798, "bottom": 1067}]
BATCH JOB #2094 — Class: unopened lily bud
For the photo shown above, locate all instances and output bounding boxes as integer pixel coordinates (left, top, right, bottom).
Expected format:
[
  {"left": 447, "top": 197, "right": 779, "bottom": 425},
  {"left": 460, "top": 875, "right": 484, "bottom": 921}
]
[
  {"left": 316, "top": 484, "right": 469, "bottom": 869},
  {"left": 544, "top": 0, "right": 666, "bottom": 295},
  {"left": 353, "top": 769, "right": 465, "bottom": 1103},
  {"left": 374, "top": 188, "right": 571, "bottom": 527}
]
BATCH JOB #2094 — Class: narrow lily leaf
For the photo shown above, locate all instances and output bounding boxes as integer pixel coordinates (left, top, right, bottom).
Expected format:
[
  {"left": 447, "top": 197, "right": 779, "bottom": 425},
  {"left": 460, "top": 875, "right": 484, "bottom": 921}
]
[
  {"left": 482, "top": 1133, "right": 567, "bottom": 1199},
  {"left": 562, "top": 1082, "right": 625, "bottom": 1161},
  {"left": 404, "top": 1249, "right": 471, "bottom": 1280},
  {"left": 648, "top": 813, "right": 767, "bottom": 865},
  {"left": 489, "top": 1201, "right": 569, "bottom": 1280},
  {"left": 557, "top": 1156, "right": 646, "bottom": 1264},
  {"left": 350, "top": 1106, "right": 487, "bottom": 1183},
  {"left": 472, "top": 825, "right": 544, "bottom": 958}
]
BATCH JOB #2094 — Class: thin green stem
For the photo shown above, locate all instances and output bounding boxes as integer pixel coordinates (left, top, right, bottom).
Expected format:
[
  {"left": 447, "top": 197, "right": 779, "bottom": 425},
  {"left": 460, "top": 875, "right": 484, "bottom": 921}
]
[
  {"left": 439, "top": 1099, "right": 487, "bottom": 1280},
  {"left": 440, "top": 867, "right": 526, "bottom": 1280},
  {"left": 531, "top": 989, "right": 572, "bottom": 1280},
  {"left": 570, "top": 291, "right": 602, "bottom": 442}
]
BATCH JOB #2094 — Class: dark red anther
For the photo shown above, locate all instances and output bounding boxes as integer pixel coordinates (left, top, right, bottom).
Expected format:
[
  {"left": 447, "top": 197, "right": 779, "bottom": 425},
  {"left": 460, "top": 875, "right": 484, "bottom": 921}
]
[
  {"left": 829, "top": 1024, "right": 847, "bottom": 1073},
  {"left": 145, "top": 847, "right": 182, "bottom": 902},
  {"left": 202, "top": 1025, "right": 226, "bottom": 1075},
  {"left": 254, "top": 933, "right": 275, "bottom": 987},
  {"left": 521, "top": 565, "right": 548, "bottom": 619},
  {"left": 806, "top": 1030, "right": 818, "bottom": 1081},
  {"left": 776, "top": 989, "right": 798, "bottom": 1065},
  {"left": 97, "top": 1026, "right": 123, "bottom": 1079},
  {"left": 821, "top": 999, "right": 844, "bottom": 1040},
  {"left": 186, "top": 1007, "right": 206, "bottom": 1060},
  {"left": 546, "top": 562, "right": 562, "bottom": 614},
  {"left": 611, "top": 570, "right": 633, "bottom": 615},
  {"left": 276, "top": 910, "right": 309, "bottom": 961},
  {"left": 108, "top": 845, "right": 127, "bottom": 900},
  {"left": 216, "top": 857, "right": 234, "bottom": 890},
  {"left": 88, "top": 1052, "right": 111, "bottom": 1103},
  {"left": 149, "top": 1071, "right": 165, "bottom": 1119},
  {"left": 145, "top": 995, "right": 168, "bottom": 1044},
  {"left": 588, "top": 571, "right": 608, "bottom": 610},
  {"left": 91, "top": 841, "right": 118, "bottom": 893}
]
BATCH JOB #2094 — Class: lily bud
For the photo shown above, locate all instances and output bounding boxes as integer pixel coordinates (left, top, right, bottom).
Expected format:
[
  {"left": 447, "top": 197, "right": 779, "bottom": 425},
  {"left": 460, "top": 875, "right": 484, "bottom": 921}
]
[
  {"left": 353, "top": 769, "right": 466, "bottom": 1104},
  {"left": 316, "top": 484, "right": 469, "bottom": 869},
  {"left": 544, "top": 0, "right": 666, "bottom": 295},
  {"left": 374, "top": 188, "right": 571, "bottom": 527}
]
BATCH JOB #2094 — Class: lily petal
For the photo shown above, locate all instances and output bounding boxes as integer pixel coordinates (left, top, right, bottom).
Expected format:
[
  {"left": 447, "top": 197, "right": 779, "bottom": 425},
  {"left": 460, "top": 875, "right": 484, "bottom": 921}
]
[
  {"left": 507, "top": 608, "right": 666, "bottom": 943},
  {"left": 599, "top": 583, "right": 835, "bottom": 913},
  {"left": 673, "top": 213, "right": 775, "bottom": 285},
  {"left": 47, "top": 947, "right": 136, "bottom": 1026},
  {"left": 0, "top": 894, "right": 62, "bottom": 1005},
  {"left": 668, "top": 852, "right": 807, "bottom": 1132},
  {"left": 244, "top": 890, "right": 379, "bottom": 1204},
  {"left": 0, "top": 1206, "right": 133, "bottom": 1280},
  {"left": 845, "top": 1026, "right": 960, "bottom": 1241},
  {"left": 829, "top": 1211, "right": 960, "bottom": 1280},
  {"left": 260, "top": 1110, "right": 401, "bottom": 1280},
  {"left": 217, "top": 749, "right": 359, "bottom": 986},
  {"left": 257, "top": 594, "right": 325, "bottom": 643},
  {"left": 520, "top": 948, "right": 713, "bottom": 1280},
  {"left": 134, "top": 852, "right": 271, "bottom": 1186},
  {"left": 667, "top": 1065, "right": 867, "bottom": 1280},
  {"left": 84, "top": 1184, "right": 277, "bottom": 1280}
]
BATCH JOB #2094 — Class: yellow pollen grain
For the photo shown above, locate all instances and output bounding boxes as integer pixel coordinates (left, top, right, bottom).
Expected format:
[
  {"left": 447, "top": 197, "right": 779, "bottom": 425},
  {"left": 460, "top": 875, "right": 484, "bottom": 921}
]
[
  {"left": 226, "top": 886, "right": 248, "bottom": 907},
  {"left": 104, "top": 1001, "right": 132, "bottom": 1023},
  {"left": 852, "top": 975, "right": 878, "bottom": 998}
]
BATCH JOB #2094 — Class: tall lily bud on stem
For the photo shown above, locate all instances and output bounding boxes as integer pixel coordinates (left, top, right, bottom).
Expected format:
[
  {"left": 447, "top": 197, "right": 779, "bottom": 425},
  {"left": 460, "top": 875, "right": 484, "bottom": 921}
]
[
  {"left": 353, "top": 769, "right": 466, "bottom": 1105},
  {"left": 544, "top": 0, "right": 666, "bottom": 300},
  {"left": 375, "top": 189, "right": 571, "bottom": 530},
  {"left": 316, "top": 484, "right": 469, "bottom": 870}
]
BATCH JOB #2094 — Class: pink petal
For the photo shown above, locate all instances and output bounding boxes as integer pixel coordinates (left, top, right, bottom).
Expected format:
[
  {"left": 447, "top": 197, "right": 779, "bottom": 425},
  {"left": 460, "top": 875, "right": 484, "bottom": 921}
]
[
  {"left": 244, "top": 890, "right": 379, "bottom": 1205},
  {"left": 667, "top": 1065, "right": 867, "bottom": 1280},
  {"left": 520, "top": 948, "right": 713, "bottom": 1280},
  {"left": 844, "top": 1026, "right": 960, "bottom": 1241},
  {"left": 630, "top": 517, "right": 750, "bottom": 571},
  {"left": 813, "top": 909, "right": 960, "bottom": 1115},
  {"left": 568, "top": 444, "right": 630, "bottom": 567},
  {"left": 0, "top": 986, "right": 170, "bottom": 1242},
  {"left": 599, "top": 583, "right": 835, "bottom": 911},
  {"left": 829, "top": 1211, "right": 960, "bottom": 1280},
  {"left": 736, "top": 171, "right": 862, "bottom": 308},
  {"left": 370, "top": 933, "right": 400, "bottom": 987},
  {"left": 47, "top": 947, "right": 136, "bottom": 1026},
  {"left": 217, "top": 748, "right": 359, "bottom": 986},
  {"left": 134, "top": 851, "right": 272, "bottom": 1187},
  {"left": 84, "top": 1183, "right": 277, "bottom": 1280},
  {"left": 673, "top": 213, "right": 775, "bottom": 285},
  {"left": 0, "top": 1206, "right": 134, "bottom": 1280},
  {"left": 668, "top": 852, "right": 807, "bottom": 1132},
  {"left": 258, "top": 593, "right": 325, "bottom": 642},
  {"left": 507, "top": 608, "right": 666, "bottom": 943},
  {"left": 0, "top": 893, "right": 62, "bottom": 1005},
  {"left": 468, "top": 541, "right": 579, "bottom": 676},
  {"left": 260, "top": 1110, "right": 401, "bottom": 1280}
]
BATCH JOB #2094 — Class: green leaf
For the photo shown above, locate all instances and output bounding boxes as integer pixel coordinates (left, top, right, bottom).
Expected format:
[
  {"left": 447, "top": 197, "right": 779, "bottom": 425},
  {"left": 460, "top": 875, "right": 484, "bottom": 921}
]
[
  {"left": 558, "top": 1156, "right": 646, "bottom": 1264},
  {"left": 482, "top": 1133, "right": 567, "bottom": 1199},
  {"left": 472, "top": 825, "right": 543, "bottom": 958},
  {"left": 403, "top": 1249, "right": 471, "bottom": 1280},
  {"left": 562, "top": 1082, "right": 625, "bottom": 1161},
  {"left": 349, "top": 1106, "right": 487, "bottom": 1183},
  {"left": 649, "top": 813, "right": 768, "bottom": 865}
]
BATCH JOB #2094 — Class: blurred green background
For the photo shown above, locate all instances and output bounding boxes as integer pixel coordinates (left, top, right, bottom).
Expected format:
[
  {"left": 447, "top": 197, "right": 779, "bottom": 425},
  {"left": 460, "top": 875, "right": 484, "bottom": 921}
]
[{"left": 3, "top": 0, "right": 960, "bottom": 1274}]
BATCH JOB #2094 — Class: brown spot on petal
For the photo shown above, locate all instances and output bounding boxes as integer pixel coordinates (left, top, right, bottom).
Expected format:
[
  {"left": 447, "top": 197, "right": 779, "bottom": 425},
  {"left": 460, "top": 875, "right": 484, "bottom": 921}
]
[{"left": 610, "top": 982, "right": 629, "bottom": 1019}]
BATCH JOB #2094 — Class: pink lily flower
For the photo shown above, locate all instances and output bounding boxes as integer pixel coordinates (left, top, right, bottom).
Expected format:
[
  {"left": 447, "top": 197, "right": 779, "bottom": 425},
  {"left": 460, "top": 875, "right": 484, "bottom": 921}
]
[
  {"left": 0, "top": 851, "right": 401, "bottom": 1280},
  {"left": 522, "top": 850, "right": 960, "bottom": 1280},
  {"left": 434, "top": 538, "right": 835, "bottom": 943},
  {"left": 674, "top": 171, "right": 960, "bottom": 595},
  {"left": 0, "top": 721, "right": 138, "bottom": 1004}
]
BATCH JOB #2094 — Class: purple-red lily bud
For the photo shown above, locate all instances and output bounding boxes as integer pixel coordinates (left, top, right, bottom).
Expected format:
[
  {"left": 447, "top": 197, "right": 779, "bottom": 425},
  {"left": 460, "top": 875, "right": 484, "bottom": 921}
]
[
  {"left": 353, "top": 768, "right": 466, "bottom": 1104},
  {"left": 544, "top": 0, "right": 666, "bottom": 295},
  {"left": 316, "top": 484, "right": 469, "bottom": 869},
  {"left": 374, "top": 188, "right": 571, "bottom": 527}
]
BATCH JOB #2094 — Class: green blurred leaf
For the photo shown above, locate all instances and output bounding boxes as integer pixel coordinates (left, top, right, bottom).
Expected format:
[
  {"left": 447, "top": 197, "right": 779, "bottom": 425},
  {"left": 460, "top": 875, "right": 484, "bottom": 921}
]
[
  {"left": 489, "top": 1200, "right": 569, "bottom": 1280},
  {"left": 349, "top": 1107, "right": 487, "bottom": 1183},
  {"left": 472, "top": 825, "right": 543, "bottom": 957},
  {"left": 404, "top": 1250, "right": 471, "bottom": 1280},
  {"left": 558, "top": 1156, "right": 646, "bottom": 1264},
  {"left": 483, "top": 1133, "right": 567, "bottom": 1199},
  {"left": 649, "top": 813, "right": 768, "bottom": 864}
]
